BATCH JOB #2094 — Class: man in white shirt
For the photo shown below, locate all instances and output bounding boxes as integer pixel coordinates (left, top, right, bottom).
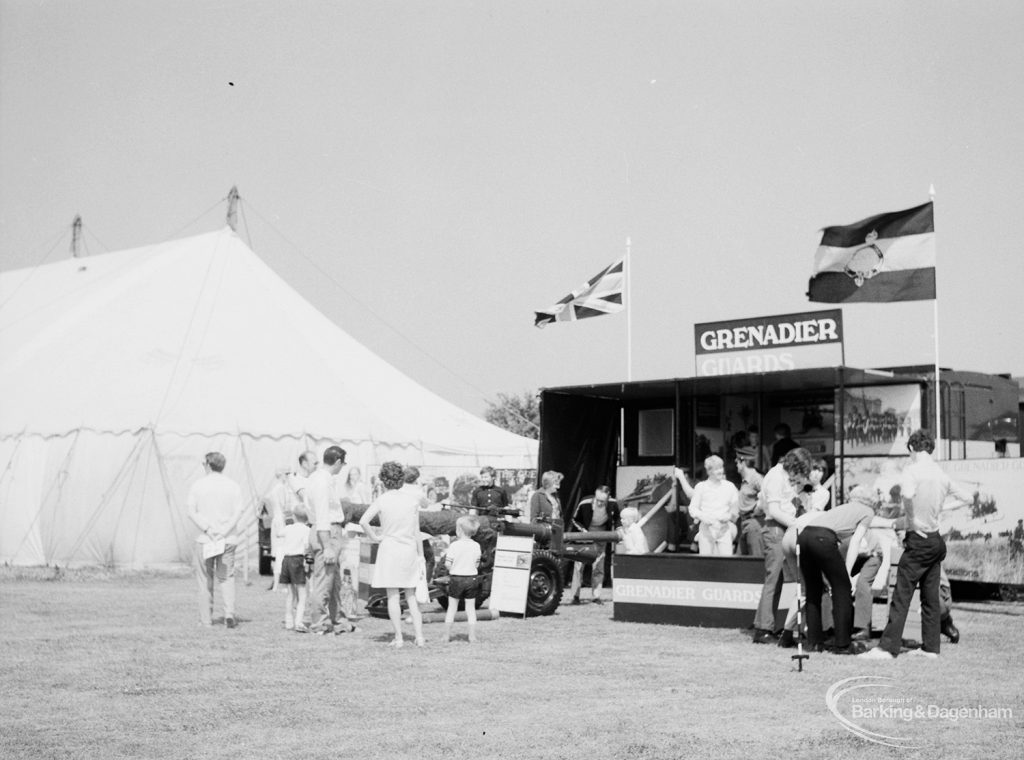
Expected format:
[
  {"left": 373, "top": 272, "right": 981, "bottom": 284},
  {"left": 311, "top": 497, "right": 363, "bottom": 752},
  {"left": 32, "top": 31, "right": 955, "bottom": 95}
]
[
  {"left": 751, "top": 447, "right": 813, "bottom": 643},
  {"left": 289, "top": 450, "right": 317, "bottom": 499},
  {"left": 187, "top": 452, "right": 247, "bottom": 628},
  {"left": 305, "top": 445, "right": 351, "bottom": 635},
  {"left": 862, "top": 429, "right": 976, "bottom": 660}
]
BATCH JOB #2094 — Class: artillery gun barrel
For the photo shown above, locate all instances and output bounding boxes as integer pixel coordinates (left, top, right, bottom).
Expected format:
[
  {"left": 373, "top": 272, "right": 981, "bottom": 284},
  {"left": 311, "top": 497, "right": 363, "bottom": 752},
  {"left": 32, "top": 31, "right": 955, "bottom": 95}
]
[
  {"left": 502, "top": 521, "right": 555, "bottom": 542},
  {"left": 563, "top": 530, "right": 621, "bottom": 543}
]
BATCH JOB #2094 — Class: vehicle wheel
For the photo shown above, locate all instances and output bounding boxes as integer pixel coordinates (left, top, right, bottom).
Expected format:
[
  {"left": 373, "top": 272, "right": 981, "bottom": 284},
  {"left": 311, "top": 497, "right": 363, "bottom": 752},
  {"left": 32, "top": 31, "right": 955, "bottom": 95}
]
[
  {"left": 526, "top": 550, "right": 563, "bottom": 617},
  {"left": 365, "top": 591, "right": 390, "bottom": 619}
]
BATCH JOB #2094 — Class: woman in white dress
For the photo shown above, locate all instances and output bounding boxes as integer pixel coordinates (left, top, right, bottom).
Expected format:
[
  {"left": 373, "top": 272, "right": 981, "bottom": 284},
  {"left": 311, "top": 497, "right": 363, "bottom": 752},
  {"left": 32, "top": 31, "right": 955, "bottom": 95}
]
[{"left": 360, "top": 461, "right": 425, "bottom": 648}]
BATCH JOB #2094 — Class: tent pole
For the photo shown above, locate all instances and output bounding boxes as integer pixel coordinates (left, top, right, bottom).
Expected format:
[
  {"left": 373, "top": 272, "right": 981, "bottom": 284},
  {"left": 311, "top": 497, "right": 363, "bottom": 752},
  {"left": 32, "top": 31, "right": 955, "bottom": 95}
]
[
  {"left": 70, "top": 215, "right": 83, "bottom": 257},
  {"left": 625, "top": 237, "right": 632, "bottom": 382},
  {"left": 929, "top": 184, "right": 942, "bottom": 459},
  {"left": 226, "top": 187, "right": 240, "bottom": 232},
  {"left": 237, "top": 433, "right": 265, "bottom": 587}
]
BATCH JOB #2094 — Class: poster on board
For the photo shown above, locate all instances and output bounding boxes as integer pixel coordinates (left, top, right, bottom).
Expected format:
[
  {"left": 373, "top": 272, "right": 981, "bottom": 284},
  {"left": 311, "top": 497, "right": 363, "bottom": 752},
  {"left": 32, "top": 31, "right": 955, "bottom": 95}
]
[
  {"left": 838, "top": 384, "right": 921, "bottom": 456},
  {"left": 490, "top": 535, "right": 534, "bottom": 615},
  {"left": 615, "top": 466, "right": 676, "bottom": 552}
]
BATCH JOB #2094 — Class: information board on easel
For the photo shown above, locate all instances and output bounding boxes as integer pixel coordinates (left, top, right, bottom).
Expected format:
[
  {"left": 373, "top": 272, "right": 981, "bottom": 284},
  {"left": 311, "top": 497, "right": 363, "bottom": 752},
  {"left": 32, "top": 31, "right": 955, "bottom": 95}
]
[{"left": 489, "top": 535, "right": 534, "bottom": 615}]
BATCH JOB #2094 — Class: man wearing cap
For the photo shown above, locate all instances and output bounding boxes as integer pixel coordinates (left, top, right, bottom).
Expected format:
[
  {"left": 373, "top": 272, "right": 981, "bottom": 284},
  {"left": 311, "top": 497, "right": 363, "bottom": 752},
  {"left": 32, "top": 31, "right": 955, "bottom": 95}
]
[
  {"left": 735, "top": 448, "right": 764, "bottom": 556},
  {"left": 188, "top": 452, "right": 247, "bottom": 628}
]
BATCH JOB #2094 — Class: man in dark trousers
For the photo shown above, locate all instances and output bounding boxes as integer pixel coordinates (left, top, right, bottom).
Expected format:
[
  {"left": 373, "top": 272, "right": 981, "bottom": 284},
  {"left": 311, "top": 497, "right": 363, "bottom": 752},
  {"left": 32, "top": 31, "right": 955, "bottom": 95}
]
[
  {"left": 569, "top": 485, "right": 621, "bottom": 604},
  {"left": 861, "top": 429, "right": 976, "bottom": 660},
  {"left": 794, "top": 492, "right": 875, "bottom": 654}
]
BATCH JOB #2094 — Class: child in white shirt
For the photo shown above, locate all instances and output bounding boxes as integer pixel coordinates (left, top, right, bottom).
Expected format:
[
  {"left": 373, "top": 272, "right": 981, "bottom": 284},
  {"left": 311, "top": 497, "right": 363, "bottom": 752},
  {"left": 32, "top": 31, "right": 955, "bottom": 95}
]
[
  {"left": 617, "top": 506, "right": 649, "bottom": 555},
  {"left": 277, "top": 506, "right": 312, "bottom": 632},
  {"left": 443, "top": 515, "right": 482, "bottom": 643}
]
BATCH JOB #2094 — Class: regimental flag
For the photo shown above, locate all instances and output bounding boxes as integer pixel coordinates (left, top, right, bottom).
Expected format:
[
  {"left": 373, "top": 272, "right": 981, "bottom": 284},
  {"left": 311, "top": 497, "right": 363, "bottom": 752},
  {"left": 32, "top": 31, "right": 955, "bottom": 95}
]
[
  {"left": 534, "top": 258, "right": 625, "bottom": 327},
  {"left": 807, "top": 201, "right": 935, "bottom": 303}
]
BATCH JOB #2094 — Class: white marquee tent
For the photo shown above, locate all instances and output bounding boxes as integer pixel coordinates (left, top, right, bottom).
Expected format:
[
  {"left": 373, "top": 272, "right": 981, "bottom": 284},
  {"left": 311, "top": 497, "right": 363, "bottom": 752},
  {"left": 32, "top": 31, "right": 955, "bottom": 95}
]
[{"left": 0, "top": 227, "right": 537, "bottom": 568}]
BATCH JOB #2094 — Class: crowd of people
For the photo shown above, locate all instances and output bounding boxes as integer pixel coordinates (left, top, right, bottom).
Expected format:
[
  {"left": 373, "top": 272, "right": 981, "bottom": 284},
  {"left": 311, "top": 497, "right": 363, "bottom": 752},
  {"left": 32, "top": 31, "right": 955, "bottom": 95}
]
[
  {"left": 737, "top": 429, "right": 974, "bottom": 659},
  {"left": 186, "top": 452, "right": 646, "bottom": 637},
  {"left": 673, "top": 432, "right": 829, "bottom": 561},
  {"left": 186, "top": 428, "right": 974, "bottom": 660},
  {"left": 188, "top": 447, "right": 465, "bottom": 644},
  {"left": 664, "top": 424, "right": 973, "bottom": 659}
]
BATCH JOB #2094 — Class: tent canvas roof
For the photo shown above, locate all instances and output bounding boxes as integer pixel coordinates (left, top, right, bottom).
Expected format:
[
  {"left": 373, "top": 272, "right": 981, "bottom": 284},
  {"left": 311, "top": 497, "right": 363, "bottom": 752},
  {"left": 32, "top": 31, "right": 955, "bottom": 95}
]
[{"left": 0, "top": 228, "right": 535, "bottom": 462}]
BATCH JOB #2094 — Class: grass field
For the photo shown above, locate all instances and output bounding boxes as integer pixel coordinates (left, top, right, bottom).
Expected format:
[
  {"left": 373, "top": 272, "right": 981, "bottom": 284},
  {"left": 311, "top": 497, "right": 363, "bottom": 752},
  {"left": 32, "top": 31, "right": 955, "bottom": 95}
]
[{"left": 1, "top": 567, "right": 1022, "bottom": 760}]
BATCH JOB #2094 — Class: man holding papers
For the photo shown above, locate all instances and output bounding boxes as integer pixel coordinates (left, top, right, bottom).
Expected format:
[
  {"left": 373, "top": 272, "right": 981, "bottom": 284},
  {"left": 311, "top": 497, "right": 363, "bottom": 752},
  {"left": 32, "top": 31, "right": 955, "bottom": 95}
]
[{"left": 188, "top": 452, "right": 247, "bottom": 628}]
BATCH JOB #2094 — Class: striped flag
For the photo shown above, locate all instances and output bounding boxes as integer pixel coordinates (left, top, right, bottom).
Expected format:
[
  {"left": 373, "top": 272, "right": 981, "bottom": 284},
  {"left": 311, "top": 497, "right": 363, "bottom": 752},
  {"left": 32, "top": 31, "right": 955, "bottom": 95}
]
[
  {"left": 807, "top": 201, "right": 935, "bottom": 303},
  {"left": 534, "top": 258, "right": 624, "bottom": 327}
]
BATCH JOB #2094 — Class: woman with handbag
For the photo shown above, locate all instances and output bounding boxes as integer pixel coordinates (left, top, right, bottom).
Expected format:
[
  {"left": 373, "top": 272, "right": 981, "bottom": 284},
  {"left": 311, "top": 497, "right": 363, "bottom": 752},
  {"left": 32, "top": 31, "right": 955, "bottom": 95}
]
[{"left": 360, "top": 461, "right": 426, "bottom": 648}]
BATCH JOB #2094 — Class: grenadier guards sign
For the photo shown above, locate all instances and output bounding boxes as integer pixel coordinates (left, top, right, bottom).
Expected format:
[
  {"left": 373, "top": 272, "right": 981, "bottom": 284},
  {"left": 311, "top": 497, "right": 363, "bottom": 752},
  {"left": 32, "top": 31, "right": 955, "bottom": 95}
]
[{"left": 694, "top": 309, "right": 844, "bottom": 377}]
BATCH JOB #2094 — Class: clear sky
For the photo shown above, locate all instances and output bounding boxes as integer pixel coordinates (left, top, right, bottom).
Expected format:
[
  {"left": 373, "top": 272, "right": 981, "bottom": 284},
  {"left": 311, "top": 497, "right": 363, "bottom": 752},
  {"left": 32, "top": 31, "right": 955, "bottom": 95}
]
[{"left": 2, "top": 1, "right": 1022, "bottom": 416}]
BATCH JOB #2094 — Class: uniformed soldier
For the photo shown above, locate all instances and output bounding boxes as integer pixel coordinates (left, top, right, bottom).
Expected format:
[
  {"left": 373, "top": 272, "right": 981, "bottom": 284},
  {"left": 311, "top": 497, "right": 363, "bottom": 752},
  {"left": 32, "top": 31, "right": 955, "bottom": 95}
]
[
  {"left": 470, "top": 466, "right": 510, "bottom": 515},
  {"left": 468, "top": 466, "right": 509, "bottom": 574}
]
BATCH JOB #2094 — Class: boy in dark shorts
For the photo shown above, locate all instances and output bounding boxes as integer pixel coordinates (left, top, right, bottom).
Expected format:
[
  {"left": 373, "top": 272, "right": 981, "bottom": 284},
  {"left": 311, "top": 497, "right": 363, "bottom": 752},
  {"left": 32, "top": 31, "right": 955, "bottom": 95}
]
[
  {"left": 277, "top": 506, "right": 312, "bottom": 632},
  {"left": 444, "top": 515, "right": 482, "bottom": 643}
]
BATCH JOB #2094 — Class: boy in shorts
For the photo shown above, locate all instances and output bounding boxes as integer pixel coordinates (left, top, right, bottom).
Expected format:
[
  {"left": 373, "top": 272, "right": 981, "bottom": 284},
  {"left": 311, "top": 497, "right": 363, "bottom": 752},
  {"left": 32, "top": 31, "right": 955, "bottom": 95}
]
[
  {"left": 277, "top": 505, "right": 312, "bottom": 632},
  {"left": 444, "top": 515, "right": 482, "bottom": 643}
]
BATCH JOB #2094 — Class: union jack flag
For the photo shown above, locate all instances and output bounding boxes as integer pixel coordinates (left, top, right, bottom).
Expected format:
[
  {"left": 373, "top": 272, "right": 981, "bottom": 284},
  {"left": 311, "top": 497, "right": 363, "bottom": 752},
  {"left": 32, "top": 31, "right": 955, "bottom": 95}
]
[{"left": 534, "top": 258, "right": 625, "bottom": 328}]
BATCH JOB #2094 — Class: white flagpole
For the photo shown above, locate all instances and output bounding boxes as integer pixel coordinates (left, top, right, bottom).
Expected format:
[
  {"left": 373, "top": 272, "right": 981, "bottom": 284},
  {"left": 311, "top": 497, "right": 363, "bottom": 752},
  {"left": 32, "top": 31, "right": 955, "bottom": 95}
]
[
  {"left": 930, "top": 184, "right": 942, "bottom": 458},
  {"left": 626, "top": 237, "right": 633, "bottom": 382}
]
